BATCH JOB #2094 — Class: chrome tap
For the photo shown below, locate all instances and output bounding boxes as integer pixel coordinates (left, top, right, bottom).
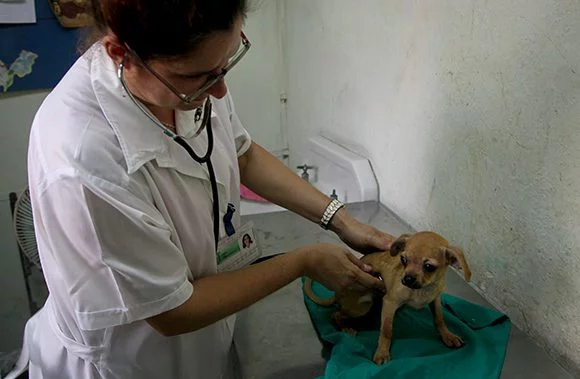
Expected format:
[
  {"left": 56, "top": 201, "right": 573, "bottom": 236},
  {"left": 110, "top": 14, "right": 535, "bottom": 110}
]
[
  {"left": 297, "top": 164, "right": 315, "bottom": 182},
  {"left": 330, "top": 189, "right": 338, "bottom": 200}
]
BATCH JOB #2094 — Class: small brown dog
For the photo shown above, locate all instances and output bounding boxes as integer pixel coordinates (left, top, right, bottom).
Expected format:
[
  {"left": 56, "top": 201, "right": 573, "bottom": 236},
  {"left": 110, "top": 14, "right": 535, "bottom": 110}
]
[{"left": 304, "top": 231, "right": 471, "bottom": 364}]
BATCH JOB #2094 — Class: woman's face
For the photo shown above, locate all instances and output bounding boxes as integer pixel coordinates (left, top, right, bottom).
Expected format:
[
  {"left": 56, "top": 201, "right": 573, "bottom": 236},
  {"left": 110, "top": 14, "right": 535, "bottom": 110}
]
[
  {"left": 121, "top": 16, "right": 244, "bottom": 112},
  {"left": 243, "top": 234, "right": 250, "bottom": 246}
]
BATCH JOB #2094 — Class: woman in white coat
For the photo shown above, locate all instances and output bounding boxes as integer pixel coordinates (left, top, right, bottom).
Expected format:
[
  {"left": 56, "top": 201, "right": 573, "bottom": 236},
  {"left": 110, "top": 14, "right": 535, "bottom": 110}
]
[{"left": 12, "top": 0, "right": 395, "bottom": 378}]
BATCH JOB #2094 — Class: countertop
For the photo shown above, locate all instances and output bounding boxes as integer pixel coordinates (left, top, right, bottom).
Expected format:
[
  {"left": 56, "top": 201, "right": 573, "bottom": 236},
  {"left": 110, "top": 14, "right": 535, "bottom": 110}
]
[{"left": 234, "top": 201, "right": 574, "bottom": 379}]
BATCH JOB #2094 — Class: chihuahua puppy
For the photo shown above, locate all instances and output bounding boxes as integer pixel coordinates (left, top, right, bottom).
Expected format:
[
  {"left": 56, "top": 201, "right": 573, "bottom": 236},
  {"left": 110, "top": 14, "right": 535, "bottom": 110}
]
[{"left": 304, "top": 231, "right": 471, "bottom": 364}]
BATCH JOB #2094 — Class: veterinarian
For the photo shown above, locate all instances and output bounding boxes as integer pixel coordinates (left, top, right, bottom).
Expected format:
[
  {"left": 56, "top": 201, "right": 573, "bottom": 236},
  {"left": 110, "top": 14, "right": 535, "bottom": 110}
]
[{"left": 11, "top": 0, "right": 395, "bottom": 378}]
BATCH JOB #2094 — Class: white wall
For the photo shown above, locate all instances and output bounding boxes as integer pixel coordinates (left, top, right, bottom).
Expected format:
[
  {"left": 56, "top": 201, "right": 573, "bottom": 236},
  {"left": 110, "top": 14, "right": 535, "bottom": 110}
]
[
  {"left": 0, "top": 90, "right": 49, "bottom": 352},
  {"left": 227, "top": 0, "right": 288, "bottom": 157},
  {"left": 285, "top": 0, "right": 580, "bottom": 373}
]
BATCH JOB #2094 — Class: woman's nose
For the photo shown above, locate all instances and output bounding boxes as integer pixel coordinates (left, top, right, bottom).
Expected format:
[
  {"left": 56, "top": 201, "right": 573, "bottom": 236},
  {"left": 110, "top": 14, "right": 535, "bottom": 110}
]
[{"left": 206, "top": 78, "right": 227, "bottom": 99}]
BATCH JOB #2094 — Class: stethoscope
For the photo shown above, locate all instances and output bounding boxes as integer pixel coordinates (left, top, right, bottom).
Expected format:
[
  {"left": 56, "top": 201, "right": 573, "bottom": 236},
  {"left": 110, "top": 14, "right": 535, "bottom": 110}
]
[{"left": 117, "top": 60, "right": 221, "bottom": 249}]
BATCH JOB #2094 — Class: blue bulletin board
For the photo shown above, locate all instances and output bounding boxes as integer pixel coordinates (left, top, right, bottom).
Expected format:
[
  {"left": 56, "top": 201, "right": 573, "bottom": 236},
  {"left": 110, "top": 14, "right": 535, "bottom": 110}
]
[{"left": 0, "top": 0, "right": 82, "bottom": 92}]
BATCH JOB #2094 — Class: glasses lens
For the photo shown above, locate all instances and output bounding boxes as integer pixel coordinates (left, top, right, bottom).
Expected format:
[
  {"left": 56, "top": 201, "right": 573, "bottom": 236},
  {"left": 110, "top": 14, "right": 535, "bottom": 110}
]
[{"left": 181, "top": 37, "right": 249, "bottom": 103}]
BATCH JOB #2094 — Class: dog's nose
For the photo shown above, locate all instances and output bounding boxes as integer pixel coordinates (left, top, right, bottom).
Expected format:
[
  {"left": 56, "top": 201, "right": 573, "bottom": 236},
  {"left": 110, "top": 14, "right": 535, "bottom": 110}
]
[{"left": 402, "top": 275, "right": 417, "bottom": 287}]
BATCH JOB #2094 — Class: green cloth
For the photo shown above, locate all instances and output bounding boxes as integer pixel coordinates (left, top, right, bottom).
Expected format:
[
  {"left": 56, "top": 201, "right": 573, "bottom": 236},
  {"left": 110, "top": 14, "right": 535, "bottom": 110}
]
[{"left": 302, "top": 277, "right": 511, "bottom": 379}]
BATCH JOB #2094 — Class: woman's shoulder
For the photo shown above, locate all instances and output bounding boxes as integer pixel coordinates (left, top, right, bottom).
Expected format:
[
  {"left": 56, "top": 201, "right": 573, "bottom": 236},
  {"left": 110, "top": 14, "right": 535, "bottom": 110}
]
[{"left": 29, "top": 67, "right": 129, "bottom": 191}]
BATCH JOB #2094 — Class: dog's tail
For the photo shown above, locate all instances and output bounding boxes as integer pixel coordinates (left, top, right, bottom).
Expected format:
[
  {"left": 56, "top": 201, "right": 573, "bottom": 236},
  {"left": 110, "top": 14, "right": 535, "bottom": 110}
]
[{"left": 303, "top": 277, "right": 336, "bottom": 307}]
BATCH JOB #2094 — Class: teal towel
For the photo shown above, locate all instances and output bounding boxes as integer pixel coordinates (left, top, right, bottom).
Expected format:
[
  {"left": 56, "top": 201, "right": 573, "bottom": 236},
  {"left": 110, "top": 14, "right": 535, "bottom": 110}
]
[{"left": 302, "top": 277, "right": 511, "bottom": 379}]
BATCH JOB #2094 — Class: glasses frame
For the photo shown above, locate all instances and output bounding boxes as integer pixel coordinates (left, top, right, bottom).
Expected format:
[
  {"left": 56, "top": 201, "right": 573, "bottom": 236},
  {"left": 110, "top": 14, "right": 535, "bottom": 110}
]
[{"left": 124, "top": 31, "right": 251, "bottom": 104}]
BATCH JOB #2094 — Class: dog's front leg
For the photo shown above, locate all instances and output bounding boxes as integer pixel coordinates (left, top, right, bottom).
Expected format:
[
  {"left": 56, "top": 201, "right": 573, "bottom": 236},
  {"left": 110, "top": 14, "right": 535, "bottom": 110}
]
[
  {"left": 429, "top": 297, "right": 464, "bottom": 348},
  {"left": 373, "top": 298, "right": 398, "bottom": 365}
]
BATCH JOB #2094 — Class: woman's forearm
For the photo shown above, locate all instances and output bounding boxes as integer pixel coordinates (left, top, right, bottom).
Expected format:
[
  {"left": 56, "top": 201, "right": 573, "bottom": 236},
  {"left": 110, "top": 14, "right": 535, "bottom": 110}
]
[
  {"left": 147, "top": 248, "right": 308, "bottom": 336},
  {"left": 238, "top": 142, "right": 335, "bottom": 225}
]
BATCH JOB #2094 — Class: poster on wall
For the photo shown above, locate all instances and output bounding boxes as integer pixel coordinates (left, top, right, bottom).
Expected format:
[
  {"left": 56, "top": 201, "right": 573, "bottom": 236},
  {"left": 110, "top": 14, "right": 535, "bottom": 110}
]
[
  {"left": 0, "top": 0, "right": 36, "bottom": 24},
  {"left": 0, "top": 0, "right": 91, "bottom": 93}
]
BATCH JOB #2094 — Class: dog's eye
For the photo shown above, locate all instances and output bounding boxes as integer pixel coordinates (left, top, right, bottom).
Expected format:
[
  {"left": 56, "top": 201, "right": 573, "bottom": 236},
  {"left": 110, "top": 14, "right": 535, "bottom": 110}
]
[
  {"left": 424, "top": 263, "right": 437, "bottom": 273},
  {"left": 400, "top": 256, "right": 407, "bottom": 266}
]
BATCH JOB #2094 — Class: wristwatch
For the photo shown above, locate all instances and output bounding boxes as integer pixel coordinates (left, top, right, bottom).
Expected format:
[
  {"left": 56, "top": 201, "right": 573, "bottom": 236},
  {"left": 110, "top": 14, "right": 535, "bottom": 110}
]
[{"left": 320, "top": 199, "right": 345, "bottom": 230}]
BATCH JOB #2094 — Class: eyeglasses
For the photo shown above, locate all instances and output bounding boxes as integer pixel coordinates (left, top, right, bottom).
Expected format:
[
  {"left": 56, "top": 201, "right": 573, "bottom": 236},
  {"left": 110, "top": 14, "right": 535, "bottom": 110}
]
[{"left": 123, "top": 31, "right": 251, "bottom": 104}]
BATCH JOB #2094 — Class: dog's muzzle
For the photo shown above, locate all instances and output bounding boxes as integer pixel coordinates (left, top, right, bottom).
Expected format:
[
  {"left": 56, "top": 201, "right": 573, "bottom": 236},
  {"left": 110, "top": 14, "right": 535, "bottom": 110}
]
[{"left": 402, "top": 275, "right": 421, "bottom": 289}]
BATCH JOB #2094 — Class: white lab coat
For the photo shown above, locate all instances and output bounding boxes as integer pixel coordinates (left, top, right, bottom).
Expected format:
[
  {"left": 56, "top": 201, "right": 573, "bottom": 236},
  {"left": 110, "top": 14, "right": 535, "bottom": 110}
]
[{"left": 8, "top": 42, "right": 252, "bottom": 379}]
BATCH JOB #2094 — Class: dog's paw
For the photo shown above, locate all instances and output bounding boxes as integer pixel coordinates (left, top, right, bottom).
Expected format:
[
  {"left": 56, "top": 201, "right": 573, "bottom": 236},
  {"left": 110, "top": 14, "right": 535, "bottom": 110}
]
[
  {"left": 373, "top": 347, "right": 391, "bottom": 365},
  {"left": 342, "top": 327, "right": 358, "bottom": 336},
  {"left": 441, "top": 331, "right": 464, "bottom": 348}
]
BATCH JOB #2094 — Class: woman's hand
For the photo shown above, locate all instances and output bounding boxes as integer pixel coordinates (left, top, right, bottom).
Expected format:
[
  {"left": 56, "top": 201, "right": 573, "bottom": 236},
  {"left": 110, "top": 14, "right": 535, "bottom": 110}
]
[
  {"left": 330, "top": 209, "right": 396, "bottom": 254},
  {"left": 298, "top": 243, "right": 385, "bottom": 294}
]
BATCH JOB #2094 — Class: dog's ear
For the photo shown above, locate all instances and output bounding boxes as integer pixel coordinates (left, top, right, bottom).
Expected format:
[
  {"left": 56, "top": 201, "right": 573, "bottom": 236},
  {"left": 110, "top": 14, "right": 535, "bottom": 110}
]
[
  {"left": 445, "top": 245, "right": 472, "bottom": 281},
  {"left": 390, "top": 234, "right": 411, "bottom": 256}
]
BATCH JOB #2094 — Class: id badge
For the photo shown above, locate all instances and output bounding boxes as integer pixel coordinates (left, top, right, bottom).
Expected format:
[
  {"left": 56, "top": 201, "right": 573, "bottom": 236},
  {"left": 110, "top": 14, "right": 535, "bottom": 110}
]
[{"left": 216, "top": 221, "right": 261, "bottom": 272}]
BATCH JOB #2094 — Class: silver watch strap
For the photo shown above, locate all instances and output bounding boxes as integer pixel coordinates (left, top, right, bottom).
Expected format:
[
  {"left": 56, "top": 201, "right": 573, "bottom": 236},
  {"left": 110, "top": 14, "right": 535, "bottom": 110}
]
[{"left": 320, "top": 199, "right": 345, "bottom": 230}]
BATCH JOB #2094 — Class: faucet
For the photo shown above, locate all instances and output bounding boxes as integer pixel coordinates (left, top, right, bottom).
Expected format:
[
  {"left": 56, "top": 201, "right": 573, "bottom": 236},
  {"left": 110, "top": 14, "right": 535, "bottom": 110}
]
[
  {"left": 297, "top": 164, "right": 315, "bottom": 182},
  {"left": 330, "top": 189, "right": 338, "bottom": 200}
]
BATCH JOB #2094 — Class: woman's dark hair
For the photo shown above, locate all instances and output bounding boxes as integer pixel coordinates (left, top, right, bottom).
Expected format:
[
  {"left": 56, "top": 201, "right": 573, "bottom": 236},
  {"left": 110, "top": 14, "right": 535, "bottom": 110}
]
[
  {"left": 242, "top": 233, "right": 253, "bottom": 246},
  {"left": 86, "top": 0, "right": 248, "bottom": 60}
]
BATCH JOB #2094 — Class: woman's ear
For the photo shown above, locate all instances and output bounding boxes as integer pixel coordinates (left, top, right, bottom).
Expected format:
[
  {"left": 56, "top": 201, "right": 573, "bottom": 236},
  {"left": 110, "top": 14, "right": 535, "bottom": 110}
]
[{"left": 102, "top": 34, "right": 128, "bottom": 66}]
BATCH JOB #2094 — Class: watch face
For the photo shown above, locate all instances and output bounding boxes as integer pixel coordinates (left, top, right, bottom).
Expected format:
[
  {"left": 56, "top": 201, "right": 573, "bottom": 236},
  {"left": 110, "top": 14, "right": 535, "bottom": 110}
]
[{"left": 49, "top": 0, "right": 92, "bottom": 28}]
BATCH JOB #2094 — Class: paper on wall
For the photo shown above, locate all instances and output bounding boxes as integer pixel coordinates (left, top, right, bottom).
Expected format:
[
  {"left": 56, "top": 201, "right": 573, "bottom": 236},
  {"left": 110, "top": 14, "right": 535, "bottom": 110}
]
[{"left": 0, "top": 0, "right": 36, "bottom": 24}]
